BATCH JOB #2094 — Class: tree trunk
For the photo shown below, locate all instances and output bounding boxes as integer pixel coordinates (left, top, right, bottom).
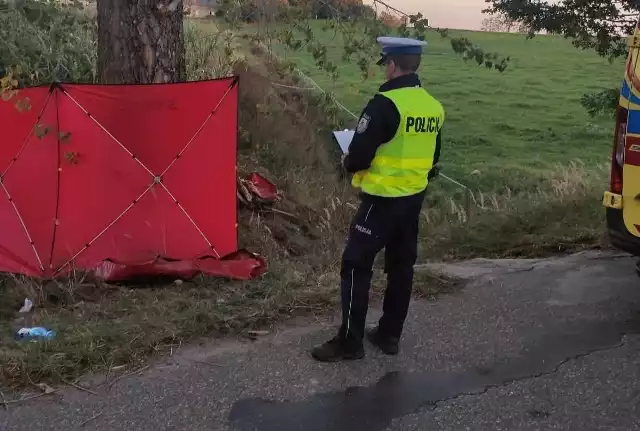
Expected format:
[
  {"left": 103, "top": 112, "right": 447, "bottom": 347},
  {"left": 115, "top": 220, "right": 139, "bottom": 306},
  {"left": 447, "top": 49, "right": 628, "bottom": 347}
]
[{"left": 97, "top": 0, "right": 185, "bottom": 84}]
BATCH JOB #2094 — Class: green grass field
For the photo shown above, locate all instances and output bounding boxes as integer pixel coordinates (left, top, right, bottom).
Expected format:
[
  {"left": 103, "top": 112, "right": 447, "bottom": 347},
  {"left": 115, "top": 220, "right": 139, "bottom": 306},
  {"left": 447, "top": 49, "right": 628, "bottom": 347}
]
[{"left": 264, "top": 23, "right": 623, "bottom": 193}]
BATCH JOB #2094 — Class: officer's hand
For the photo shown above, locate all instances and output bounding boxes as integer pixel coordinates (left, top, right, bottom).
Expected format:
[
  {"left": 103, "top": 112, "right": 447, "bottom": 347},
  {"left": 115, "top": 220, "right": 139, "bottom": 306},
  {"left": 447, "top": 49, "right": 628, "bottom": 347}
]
[{"left": 428, "top": 164, "right": 440, "bottom": 181}]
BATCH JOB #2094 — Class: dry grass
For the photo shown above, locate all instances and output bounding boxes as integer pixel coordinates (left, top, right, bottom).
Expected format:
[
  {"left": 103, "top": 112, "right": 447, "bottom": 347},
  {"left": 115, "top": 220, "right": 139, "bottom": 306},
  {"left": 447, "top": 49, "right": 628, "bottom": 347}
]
[
  {"left": 420, "top": 161, "right": 608, "bottom": 260},
  {"left": 0, "top": 267, "right": 340, "bottom": 388}
]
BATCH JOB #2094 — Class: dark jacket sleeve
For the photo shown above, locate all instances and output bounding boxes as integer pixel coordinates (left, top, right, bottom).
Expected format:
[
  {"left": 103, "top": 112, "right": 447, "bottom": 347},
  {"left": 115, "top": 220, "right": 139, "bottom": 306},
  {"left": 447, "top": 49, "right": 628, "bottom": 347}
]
[
  {"left": 428, "top": 130, "right": 442, "bottom": 181},
  {"left": 433, "top": 129, "right": 442, "bottom": 165},
  {"left": 343, "top": 95, "right": 400, "bottom": 174}
]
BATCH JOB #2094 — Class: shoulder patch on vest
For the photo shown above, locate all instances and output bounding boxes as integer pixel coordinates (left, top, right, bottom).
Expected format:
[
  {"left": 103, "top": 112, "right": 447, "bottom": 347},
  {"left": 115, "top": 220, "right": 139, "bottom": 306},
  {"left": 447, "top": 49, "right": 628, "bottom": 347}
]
[{"left": 356, "top": 114, "right": 371, "bottom": 134}]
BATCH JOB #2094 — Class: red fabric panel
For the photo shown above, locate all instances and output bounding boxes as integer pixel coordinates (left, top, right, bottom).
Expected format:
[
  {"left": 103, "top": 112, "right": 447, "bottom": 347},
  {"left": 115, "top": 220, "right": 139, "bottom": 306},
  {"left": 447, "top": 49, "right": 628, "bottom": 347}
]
[
  {"left": 52, "top": 90, "right": 153, "bottom": 269},
  {"left": 0, "top": 87, "right": 57, "bottom": 275},
  {"left": 0, "top": 78, "right": 259, "bottom": 281},
  {"left": 70, "top": 187, "right": 217, "bottom": 266},
  {"left": 0, "top": 200, "right": 41, "bottom": 276},
  {"left": 61, "top": 82, "right": 235, "bottom": 174},
  {"left": 162, "top": 95, "right": 238, "bottom": 258},
  {"left": 0, "top": 87, "right": 52, "bottom": 169}
]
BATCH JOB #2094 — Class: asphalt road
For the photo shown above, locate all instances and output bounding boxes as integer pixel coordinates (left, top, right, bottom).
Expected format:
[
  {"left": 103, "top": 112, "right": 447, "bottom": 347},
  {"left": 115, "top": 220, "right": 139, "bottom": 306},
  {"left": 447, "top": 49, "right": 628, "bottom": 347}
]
[{"left": 2, "top": 251, "right": 640, "bottom": 431}]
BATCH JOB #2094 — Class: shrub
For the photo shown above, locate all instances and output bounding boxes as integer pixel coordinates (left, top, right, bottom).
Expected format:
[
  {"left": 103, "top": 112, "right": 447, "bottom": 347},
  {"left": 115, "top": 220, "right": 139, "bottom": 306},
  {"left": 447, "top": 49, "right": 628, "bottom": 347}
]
[{"left": 0, "top": 0, "right": 97, "bottom": 85}]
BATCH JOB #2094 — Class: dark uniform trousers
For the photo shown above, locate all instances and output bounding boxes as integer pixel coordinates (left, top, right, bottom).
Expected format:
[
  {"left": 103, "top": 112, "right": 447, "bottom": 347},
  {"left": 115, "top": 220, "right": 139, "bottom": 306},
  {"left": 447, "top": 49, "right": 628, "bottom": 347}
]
[{"left": 339, "top": 189, "right": 426, "bottom": 342}]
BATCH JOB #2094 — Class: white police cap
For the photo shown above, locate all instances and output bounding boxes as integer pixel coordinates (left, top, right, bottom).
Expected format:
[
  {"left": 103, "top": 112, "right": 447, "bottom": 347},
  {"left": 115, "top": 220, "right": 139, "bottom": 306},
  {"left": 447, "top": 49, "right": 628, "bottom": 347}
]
[{"left": 376, "top": 36, "right": 427, "bottom": 65}]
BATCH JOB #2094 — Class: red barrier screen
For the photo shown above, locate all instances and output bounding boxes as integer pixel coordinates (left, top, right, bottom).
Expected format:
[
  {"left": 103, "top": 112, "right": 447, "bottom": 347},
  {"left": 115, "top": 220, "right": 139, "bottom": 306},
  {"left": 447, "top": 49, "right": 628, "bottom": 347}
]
[{"left": 0, "top": 78, "right": 263, "bottom": 280}]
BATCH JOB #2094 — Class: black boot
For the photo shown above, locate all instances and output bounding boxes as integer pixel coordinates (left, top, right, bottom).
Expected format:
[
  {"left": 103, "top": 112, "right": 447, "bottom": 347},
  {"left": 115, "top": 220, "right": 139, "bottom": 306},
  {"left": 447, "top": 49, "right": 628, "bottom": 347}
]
[
  {"left": 366, "top": 327, "right": 400, "bottom": 355},
  {"left": 311, "top": 334, "right": 365, "bottom": 362}
]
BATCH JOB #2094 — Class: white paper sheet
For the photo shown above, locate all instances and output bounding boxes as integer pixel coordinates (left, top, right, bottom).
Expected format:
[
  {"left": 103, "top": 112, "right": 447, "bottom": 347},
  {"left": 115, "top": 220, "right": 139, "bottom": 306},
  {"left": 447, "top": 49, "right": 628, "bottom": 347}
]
[{"left": 332, "top": 130, "right": 355, "bottom": 154}]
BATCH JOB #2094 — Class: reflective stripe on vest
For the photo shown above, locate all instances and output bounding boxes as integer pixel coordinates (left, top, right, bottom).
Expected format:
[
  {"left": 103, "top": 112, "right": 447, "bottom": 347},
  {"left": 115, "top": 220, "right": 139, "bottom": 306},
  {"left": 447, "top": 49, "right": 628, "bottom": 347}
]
[{"left": 352, "top": 87, "right": 445, "bottom": 198}]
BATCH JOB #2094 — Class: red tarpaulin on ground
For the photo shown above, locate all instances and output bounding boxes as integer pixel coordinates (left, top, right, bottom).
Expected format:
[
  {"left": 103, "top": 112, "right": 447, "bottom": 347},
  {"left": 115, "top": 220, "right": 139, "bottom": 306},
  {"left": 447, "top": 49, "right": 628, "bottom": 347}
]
[{"left": 0, "top": 78, "right": 265, "bottom": 281}]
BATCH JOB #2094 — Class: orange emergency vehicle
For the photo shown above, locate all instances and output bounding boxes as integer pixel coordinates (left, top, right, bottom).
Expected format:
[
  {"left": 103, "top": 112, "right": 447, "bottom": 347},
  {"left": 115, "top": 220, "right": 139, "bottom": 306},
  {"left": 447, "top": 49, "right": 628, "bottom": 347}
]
[{"left": 603, "top": 17, "right": 640, "bottom": 265}]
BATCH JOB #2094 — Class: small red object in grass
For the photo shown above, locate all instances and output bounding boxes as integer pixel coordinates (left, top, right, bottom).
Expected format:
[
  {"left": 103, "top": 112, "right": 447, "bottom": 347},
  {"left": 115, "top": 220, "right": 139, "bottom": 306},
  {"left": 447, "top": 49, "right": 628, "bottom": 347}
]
[{"left": 245, "top": 172, "right": 281, "bottom": 202}]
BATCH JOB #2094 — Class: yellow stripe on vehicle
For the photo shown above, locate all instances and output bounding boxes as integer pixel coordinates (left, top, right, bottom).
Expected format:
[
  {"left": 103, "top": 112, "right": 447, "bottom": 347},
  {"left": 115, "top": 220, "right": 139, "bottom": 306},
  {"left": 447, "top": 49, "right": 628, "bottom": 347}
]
[{"left": 619, "top": 95, "right": 640, "bottom": 112}]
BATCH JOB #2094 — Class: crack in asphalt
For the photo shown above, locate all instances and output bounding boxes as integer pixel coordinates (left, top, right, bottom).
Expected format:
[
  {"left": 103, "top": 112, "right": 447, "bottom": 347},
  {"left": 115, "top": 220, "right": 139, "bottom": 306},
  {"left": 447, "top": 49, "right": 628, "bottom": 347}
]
[{"left": 430, "top": 336, "right": 630, "bottom": 411}]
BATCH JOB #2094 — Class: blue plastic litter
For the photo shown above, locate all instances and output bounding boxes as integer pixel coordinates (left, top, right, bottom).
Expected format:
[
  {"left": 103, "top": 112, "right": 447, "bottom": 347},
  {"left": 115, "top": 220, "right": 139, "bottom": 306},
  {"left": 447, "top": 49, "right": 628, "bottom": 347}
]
[{"left": 15, "top": 327, "right": 56, "bottom": 341}]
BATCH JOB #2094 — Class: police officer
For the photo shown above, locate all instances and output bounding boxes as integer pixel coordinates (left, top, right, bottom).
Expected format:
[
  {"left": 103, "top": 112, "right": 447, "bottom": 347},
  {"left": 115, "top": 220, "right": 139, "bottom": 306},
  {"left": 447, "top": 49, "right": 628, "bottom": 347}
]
[{"left": 311, "top": 36, "right": 444, "bottom": 362}]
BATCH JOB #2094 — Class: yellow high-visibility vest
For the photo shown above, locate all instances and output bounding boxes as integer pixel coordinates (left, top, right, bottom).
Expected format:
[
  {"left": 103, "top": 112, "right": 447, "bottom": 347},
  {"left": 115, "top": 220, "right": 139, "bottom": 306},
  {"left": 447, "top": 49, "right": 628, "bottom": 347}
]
[{"left": 352, "top": 87, "right": 445, "bottom": 197}]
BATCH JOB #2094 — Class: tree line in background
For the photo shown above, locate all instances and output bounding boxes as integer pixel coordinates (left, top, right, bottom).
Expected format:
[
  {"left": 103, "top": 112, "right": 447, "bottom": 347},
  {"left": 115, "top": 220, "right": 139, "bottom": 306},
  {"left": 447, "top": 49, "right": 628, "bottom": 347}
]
[
  {"left": 480, "top": 12, "right": 528, "bottom": 34},
  {"left": 214, "top": 0, "right": 377, "bottom": 24}
]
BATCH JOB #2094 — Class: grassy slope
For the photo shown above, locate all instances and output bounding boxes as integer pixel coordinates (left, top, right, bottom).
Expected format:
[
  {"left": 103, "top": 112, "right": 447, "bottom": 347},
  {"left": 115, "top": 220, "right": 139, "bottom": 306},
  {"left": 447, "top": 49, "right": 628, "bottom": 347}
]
[{"left": 276, "top": 25, "right": 623, "bottom": 192}]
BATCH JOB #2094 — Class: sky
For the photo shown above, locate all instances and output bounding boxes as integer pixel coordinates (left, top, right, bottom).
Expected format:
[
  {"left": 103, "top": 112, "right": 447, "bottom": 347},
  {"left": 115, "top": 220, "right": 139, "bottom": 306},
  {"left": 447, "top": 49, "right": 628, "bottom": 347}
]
[{"left": 377, "top": 0, "right": 487, "bottom": 30}]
